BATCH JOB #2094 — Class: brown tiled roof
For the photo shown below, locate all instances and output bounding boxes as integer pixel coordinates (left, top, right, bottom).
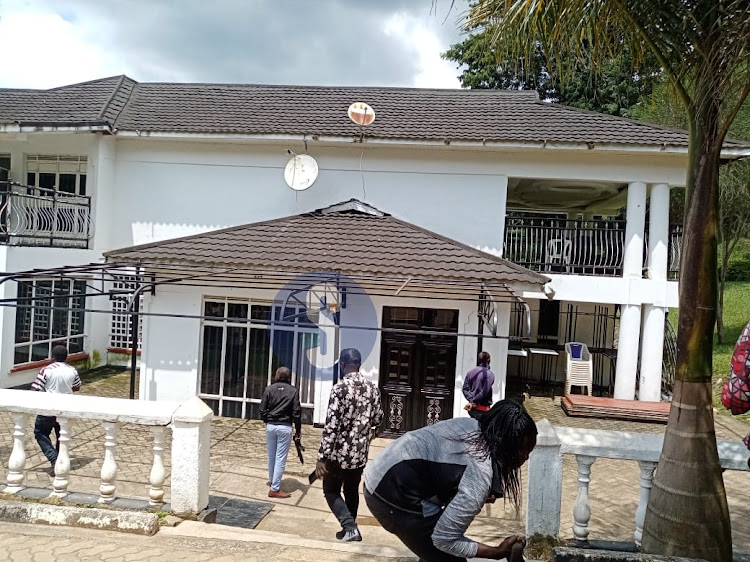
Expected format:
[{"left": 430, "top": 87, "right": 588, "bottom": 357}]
[
  {"left": 2, "top": 75, "right": 744, "bottom": 149},
  {"left": 105, "top": 200, "right": 547, "bottom": 287}
]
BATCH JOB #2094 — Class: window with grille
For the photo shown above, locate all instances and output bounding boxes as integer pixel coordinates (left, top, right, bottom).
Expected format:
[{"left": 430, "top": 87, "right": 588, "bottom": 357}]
[
  {"left": 110, "top": 276, "right": 142, "bottom": 349},
  {"left": 25, "top": 155, "right": 87, "bottom": 194},
  {"left": 14, "top": 279, "right": 86, "bottom": 365}
]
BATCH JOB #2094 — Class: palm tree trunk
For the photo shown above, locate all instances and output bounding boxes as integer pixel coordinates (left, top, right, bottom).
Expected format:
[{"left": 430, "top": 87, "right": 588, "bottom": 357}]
[{"left": 641, "top": 78, "right": 731, "bottom": 561}]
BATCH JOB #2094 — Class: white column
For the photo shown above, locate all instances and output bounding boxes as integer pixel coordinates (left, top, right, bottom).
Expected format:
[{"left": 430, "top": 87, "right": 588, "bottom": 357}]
[
  {"left": 526, "top": 420, "right": 563, "bottom": 538},
  {"left": 646, "top": 184, "right": 670, "bottom": 281},
  {"left": 635, "top": 461, "right": 657, "bottom": 546},
  {"left": 615, "top": 181, "right": 647, "bottom": 400},
  {"left": 170, "top": 397, "right": 212, "bottom": 517},
  {"left": 51, "top": 418, "right": 71, "bottom": 497},
  {"left": 5, "top": 413, "right": 28, "bottom": 493},
  {"left": 99, "top": 421, "right": 118, "bottom": 504},
  {"left": 638, "top": 183, "right": 670, "bottom": 402},
  {"left": 639, "top": 305, "right": 667, "bottom": 401},
  {"left": 149, "top": 426, "right": 166, "bottom": 506},
  {"left": 486, "top": 301, "right": 510, "bottom": 405},
  {"left": 573, "top": 455, "right": 596, "bottom": 543}
]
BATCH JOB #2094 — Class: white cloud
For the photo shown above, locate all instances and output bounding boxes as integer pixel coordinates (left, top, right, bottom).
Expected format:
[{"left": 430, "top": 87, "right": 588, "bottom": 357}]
[{"left": 383, "top": 12, "right": 461, "bottom": 89}]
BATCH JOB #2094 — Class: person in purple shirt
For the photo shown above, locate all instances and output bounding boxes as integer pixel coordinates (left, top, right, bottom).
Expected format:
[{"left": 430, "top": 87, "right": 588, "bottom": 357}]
[{"left": 463, "top": 352, "right": 495, "bottom": 419}]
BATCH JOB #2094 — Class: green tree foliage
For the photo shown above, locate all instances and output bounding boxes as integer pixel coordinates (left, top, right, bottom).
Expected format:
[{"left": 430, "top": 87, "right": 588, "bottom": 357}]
[
  {"left": 443, "top": 29, "right": 660, "bottom": 116},
  {"left": 453, "top": 1, "right": 750, "bottom": 559}
]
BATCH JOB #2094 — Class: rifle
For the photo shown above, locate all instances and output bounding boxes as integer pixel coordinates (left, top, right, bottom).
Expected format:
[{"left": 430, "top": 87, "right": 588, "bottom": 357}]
[{"left": 293, "top": 434, "right": 305, "bottom": 464}]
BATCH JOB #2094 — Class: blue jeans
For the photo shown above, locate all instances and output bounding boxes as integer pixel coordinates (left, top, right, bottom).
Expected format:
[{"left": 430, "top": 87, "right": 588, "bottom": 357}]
[
  {"left": 34, "top": 415, "right": 60, "bottom": 466},
  {"left": 266, "top": 423, "right": 293, "bottom": 492}
]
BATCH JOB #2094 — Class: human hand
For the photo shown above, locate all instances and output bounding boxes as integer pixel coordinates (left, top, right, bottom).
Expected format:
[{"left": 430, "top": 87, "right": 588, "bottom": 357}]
[
  {"left": 315, "top": 460, "right": 328, "bottom": 479},
  {"left": 293, "top": 433, "right": 301, "bottom": 441},
  {"left": 464, "top": 403, "right": 474, "bottom": 411},
  {"left": 496, "top": 535, "right": 526, "bottom": 559}
]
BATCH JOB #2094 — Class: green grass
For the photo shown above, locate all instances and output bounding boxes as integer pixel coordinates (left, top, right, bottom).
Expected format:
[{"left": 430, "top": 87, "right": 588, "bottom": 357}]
[{"left": 712, "top": 281, "right": 750, "bottom": 420}]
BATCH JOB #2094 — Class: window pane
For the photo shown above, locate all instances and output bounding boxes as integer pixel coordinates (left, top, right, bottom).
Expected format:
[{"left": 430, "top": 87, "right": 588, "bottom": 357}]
[
  {"left": 246, "top": 328, "right": 270, "bottom": 400},
  {"left": 15, "top": 282, "right": 33, "bottom": 343},
  {"left": 70, "top": 281, "right": 86, "bottom": 336},
  {"left": 223, "top": 327, "right": 246, "bottom": 398},
  {"left": 32, "top": 342, "right": 50, "bottom": 362},
  {"left": 33, "top": 281, "right": 52, "bottom": 342},
  {"left": 204, "top": 301, "right": 225, "bottom": 320},
  {"left": 200, "top": 326, "right": 223, "bottom": 395},
  {"left": 250, "top": 305, "right": 272, "bottom": 322},
  {"left": 203, "top": 399, "right": 219, "bottom": 416},
  {"left": 221, "top": 400, "right": 243, "bottom": 418},
  {"left": 52, "top": 279, "right": 71, "bottom": 339},
  {"left": 14, "top": 346, "right": 30, "bottom": 365},
  {"left": 58, "top": 174, "right": 76, "bottom": 194},
  {"left": 26, "top": 172, "right": 36, "bottom": 186},
  {"left": 296, "top": 332, "right": 319, "bottom": 404},
  {"left": 227, "top": 303, "right": 248, "bottom": 321},
  {"left": 39, "top": 173, "right": 55, "bottom": 189},
  {"left": 79, "top": 174, "right": 87, "bottom": 195},
  {"left": 67, "top": 336, "right": 84, "bottom": 354},
  {"left": 271, "top": 330, "right": 294, "bottom": 374}
]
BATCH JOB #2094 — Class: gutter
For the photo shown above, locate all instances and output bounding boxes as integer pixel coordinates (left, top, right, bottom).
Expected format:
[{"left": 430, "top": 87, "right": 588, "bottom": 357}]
[
  {"left": 0, "top": 121, "right": 113, "bottom": 134},
  {"left": 112, "top": 130, "right": 750, "bottom": 159}
]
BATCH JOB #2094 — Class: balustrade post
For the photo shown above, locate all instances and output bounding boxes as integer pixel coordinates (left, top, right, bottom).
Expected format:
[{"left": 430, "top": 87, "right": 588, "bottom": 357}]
[
  {"left": 526, "top": 419, "right": 563, "bottom": 538},
  {"left": 149, "top": 426, "right": 166, "bottom": 506},
  {"left": 99, "top": 421, "right": 118, "bottom": 503},
  {"left": 170, "top": 397, "right": 213, "bottom": 517},
  {"left": 573, "top": 455, "right": 596, "bottom": 543},
  {"left": 51, "top": 417, "right": 71, "bottom": 497},
  {"left": 635, "top": 461, "right": 657, "bottom": 546},
  {"left": 5, "top": 413, "right": 28, "bottom": 493}
]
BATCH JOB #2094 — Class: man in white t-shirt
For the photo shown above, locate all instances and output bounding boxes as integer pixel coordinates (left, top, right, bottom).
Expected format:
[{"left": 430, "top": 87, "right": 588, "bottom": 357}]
[{"left": 31, "top": 345, "right": 82, "bottom": 470}]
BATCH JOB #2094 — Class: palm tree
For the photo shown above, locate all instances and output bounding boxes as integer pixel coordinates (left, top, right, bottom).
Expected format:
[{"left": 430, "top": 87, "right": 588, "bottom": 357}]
[{"left": 453, "top": 1, "right": 750, "bottom": 560}]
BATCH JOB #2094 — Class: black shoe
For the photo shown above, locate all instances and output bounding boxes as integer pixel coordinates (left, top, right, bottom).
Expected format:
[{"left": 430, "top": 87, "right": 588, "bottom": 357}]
[{"left": 335, "top": 529, "right": 346, "bottom": 540}]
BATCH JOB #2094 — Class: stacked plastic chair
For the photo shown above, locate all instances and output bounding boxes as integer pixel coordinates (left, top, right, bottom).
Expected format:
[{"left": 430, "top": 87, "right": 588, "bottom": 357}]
[{"left": 565, "top": 342, "right": 593, "bottom": 396}]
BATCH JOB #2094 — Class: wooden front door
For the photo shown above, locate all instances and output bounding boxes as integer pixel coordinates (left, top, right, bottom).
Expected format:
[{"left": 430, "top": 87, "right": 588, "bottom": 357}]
[{"left": 379, "top": 307, "right": 458, "bottom": 435}]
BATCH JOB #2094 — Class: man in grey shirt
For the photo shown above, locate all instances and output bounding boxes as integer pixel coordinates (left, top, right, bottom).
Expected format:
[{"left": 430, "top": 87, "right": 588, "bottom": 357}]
[{"left": 363, "top": 400, "right": 536, "bottom": 561}]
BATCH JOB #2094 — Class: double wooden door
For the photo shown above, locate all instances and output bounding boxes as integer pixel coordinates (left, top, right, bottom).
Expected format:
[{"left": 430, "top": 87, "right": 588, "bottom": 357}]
[{"left": 379, "top": 307, "right": 458, "bottom": 435}]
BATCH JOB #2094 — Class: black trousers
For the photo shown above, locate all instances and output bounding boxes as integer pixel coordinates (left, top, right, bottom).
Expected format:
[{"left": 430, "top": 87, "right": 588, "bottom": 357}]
[
  {"left": 322, "top": 461, "right": 363, "bottom": 531},
  {"left": 364, "top": 487, "right": 466, "bottom": 562}
]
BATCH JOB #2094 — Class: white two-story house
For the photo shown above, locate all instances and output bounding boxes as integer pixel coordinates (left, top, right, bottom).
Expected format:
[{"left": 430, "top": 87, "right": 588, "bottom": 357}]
[{"left": 1, "top": 76, "right": 746, "bottom": 430}]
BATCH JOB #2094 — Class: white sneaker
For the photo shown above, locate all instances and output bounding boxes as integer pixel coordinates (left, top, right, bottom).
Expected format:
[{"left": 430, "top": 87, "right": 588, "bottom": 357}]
[{"left": 342, "top": 527, "right": 362, "bottom": 542}]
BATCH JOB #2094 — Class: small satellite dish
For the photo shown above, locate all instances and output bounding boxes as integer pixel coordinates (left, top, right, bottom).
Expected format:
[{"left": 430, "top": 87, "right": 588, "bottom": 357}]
[
  {"left": 284, "top": 154, "right": 319, "bottom": 191},
  {"left": 348, "top": 102, "right": 375, "bottom": 126}
]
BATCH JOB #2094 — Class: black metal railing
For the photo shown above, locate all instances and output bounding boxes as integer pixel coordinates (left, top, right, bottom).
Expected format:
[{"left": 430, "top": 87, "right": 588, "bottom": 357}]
[{"left": 0, "top": 181, "right": 91, "bottom": 248}]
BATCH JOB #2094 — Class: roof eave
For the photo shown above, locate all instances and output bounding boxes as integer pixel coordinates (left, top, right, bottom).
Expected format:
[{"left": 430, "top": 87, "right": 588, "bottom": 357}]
[
  {"left": 0, "top": 121, "right": 113, "bottom": 134},
  {"left": 113, "top": 129, "right": 748, "bottom": 159}
]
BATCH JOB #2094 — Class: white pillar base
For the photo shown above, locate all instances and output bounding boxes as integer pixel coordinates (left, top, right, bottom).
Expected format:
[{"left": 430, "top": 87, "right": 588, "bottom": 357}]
[
  {"left": 639, "top": 305, "right": 666, "bottom": 402},
  {"left": 614, "top": 304, "right": 641, "bottom": 400}
]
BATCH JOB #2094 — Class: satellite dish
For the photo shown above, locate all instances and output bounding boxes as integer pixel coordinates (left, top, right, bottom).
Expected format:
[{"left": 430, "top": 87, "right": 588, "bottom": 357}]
[
  {"left": 348, "top": 102, "right": 375, "bottom": 126},
  {"left": 284, "top": 154, "right": 319, "bottom": 191}
]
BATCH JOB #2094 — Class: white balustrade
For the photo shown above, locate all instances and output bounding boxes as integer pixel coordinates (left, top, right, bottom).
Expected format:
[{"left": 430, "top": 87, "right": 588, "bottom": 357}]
[
  {"left": 149, "top": 426, "right": 166, "bottom": 506},
  {"left": 52, "top": 417, "right": 71, "bottom": 497},
  {"left": 0, "top": 389, "right": 212, "bottom": 517},
  {"left": 526, "top": 420, "right": 749, "bottom": 544},
  {"left": 573, "top": 455, "right": 595, "bottom": 542},
  {"left": 634, "top": 460, "right": 657, "bottom": 546},
  {"left": 99, "top": 421, "right": 118, "bottom": 503},
  {"left": 5, "top": 412, "right": 28, "bottom": 493}
]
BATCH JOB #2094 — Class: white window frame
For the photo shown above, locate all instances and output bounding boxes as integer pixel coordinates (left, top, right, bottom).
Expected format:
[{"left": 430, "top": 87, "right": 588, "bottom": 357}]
[
  {"left": 25, "top": 155, "right": 87, "bottom": 195},
  {"left": 109, "top": 275, "right": 143, "bottom": 350},
  {"left": 197, "top": 296, "right": 320, "bottom": 419},
  {"left": 13, "top": 278, "right": 87, "bottom": 365}
]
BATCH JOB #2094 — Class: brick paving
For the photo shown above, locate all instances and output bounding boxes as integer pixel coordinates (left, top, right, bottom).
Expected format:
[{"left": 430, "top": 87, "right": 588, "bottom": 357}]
[{"left": 0, "top": 369, "right": 748, "bottom": 554}]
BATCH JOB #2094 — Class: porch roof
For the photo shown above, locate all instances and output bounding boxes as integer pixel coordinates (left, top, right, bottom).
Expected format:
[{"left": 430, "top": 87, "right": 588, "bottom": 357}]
[
  {"left": 1, "top": 75, "right": 748, "bottom": 154},
  {"left": 104, "top": 199, "right": 548, "bottom": 293}
]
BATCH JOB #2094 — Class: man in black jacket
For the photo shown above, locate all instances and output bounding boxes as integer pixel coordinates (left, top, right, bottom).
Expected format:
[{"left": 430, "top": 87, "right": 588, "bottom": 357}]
[{"left": 260, "top": 367, "right": 302, "bottom": 498}]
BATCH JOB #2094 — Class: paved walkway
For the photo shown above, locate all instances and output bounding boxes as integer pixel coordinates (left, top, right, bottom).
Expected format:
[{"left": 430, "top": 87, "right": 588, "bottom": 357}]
[{"left": 1, "top": 370, "right": 748, "bottom": 558}]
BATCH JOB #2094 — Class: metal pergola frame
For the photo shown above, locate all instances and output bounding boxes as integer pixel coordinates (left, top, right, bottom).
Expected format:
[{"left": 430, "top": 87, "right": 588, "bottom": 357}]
[{"left": 0, "top": 259, "right": 535, "bottom": 401}]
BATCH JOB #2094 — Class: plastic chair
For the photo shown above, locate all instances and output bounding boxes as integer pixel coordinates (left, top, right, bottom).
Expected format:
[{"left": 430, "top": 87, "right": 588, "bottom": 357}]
[
  {"left": 565, "top": 342, "right": 593, "bottom": 396},
  {"left": 546, "top": 239, "right": 572, "bottom": 271}
]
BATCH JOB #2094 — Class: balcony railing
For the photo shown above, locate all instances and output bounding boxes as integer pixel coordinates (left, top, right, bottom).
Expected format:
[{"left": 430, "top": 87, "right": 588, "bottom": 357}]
[
  {"left": 503, "top": 215, "right": 683, "bottom": 279},
  {"left": 0, "top": 181, "right": 92, "bottom": 248}
]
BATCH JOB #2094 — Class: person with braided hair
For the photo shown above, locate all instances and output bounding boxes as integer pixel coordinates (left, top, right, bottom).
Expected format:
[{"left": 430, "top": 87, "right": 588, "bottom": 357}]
[{"left": 363, "top": 399, "right": 537, "bottom": 561}]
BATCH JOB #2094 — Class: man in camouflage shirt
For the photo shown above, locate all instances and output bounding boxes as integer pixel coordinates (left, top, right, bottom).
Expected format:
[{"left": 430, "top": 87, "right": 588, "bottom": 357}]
[{"left": 315, "top": 348, "right": 383, "bottom": 542}]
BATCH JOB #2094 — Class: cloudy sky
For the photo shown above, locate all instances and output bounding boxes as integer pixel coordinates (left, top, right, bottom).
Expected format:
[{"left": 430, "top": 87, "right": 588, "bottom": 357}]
[{"left": 0, "top": 0, "right": 469, "bottom": 89}]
